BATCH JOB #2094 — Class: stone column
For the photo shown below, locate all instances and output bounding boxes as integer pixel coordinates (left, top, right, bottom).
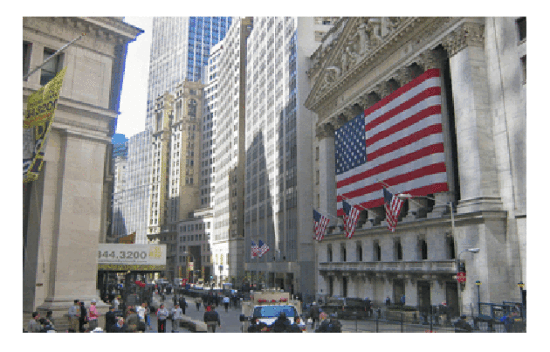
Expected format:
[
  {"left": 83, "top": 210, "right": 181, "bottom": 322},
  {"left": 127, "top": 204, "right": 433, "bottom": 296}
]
[
  {"left": 36, "top": 130, "right": 109, "bottom": 323},
  {"left": 443, "top": 20, "right": 502, "bottom": 214},
  {"left": 316, "top": 123, "right": 337, "bottom": 221},
  {"left": 405, "top": 278, "right": 418, "bottom": 307}
]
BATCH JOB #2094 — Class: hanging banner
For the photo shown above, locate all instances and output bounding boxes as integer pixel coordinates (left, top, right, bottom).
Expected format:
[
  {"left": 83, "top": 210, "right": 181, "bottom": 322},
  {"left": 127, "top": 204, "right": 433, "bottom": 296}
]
[{"left": 23, "top": 67, "right": 67, "bottom": 183}]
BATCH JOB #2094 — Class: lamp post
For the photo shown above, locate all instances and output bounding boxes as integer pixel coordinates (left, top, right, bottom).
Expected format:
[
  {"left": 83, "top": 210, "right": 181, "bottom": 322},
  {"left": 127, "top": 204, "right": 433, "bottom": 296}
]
[{"left": 475, "top": 280, "right": 482, "bottom": 315}]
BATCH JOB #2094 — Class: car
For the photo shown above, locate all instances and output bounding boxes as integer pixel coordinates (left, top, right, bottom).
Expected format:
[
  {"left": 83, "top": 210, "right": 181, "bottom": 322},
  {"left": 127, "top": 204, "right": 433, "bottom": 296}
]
[
  {"left": 322, "top": 297, "right": 370, "bottom": 319},
  {"left": 245, "top": 305, "right": 306, "bottom": 332}
]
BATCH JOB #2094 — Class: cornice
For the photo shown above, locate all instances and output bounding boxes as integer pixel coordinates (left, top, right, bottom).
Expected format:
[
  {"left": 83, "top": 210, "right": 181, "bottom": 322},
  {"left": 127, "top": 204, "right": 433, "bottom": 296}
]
[
  {"left": 306, "top": 17, "right": 458, "bottom": 115},
  {"left": 442, "top": 20, "right": 485, "bottom": 57}
]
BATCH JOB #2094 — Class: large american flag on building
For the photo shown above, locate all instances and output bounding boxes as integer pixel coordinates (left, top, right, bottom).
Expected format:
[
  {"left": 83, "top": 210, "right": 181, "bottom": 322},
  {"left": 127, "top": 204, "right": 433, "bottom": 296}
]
[
  {"left": 251, "top": 240, "right": 259, "bottom": 258},
  {"left": 335, "top": 68, "right": 449, "bottom": 216},
  {"left": 258, "top": 240, "right": 270, "bottom": 257}
]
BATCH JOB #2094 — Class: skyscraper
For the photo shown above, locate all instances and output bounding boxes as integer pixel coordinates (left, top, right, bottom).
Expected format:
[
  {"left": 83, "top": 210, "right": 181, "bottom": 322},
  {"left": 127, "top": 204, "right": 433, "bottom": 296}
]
[
  {"left": 243, "top": 17, "right": 335, "bottom": 299},
  {"left": 145, "top": 17, "right": 233, "bottom": 132}
]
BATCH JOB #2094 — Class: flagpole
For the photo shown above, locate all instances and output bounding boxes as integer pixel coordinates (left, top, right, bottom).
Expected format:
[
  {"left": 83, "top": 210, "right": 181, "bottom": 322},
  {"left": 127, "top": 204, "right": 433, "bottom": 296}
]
[{"left": 24, "top": 33, "right": 86, "bottom": 81}]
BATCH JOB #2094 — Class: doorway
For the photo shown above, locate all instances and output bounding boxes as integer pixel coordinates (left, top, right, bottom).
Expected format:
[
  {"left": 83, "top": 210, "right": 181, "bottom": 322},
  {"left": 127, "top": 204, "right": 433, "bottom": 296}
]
[
  {"left": 393, "top": 279, "right": 405, "bottom": 305},
  {"left": 446, "top": 281, "right": 459, "bottom": 318},
  {"left": 417, "top": 281, "right": 431, "bottom": 318}
]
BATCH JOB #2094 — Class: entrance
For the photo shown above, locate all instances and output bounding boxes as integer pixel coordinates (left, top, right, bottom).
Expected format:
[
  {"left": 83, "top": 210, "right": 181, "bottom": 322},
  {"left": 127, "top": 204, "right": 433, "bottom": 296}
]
[
  {"left": 417, "top": 281, "right": 431, "bottom": 318},
  {"left": 446, "top": 281, "right": 459, "bottom": 318},
  {"left": 393, "top": 279, "right": 405, "bottom": 304},
  {"left": 342, "top": 276, "right": 348, "bottom": 297}
]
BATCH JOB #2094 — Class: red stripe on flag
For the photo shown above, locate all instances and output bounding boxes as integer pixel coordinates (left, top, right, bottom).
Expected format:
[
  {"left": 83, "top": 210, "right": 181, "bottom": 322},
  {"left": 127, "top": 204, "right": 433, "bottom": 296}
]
[
  {"left": 367, "top": 124, "right": 443, "bottom": 161},
  {"left": 364, "top": 69, "right": 441, "bottom": 118},
  {"left": 365, "top": 105, "right": 442, "bottom": 148},
  {"left": 337, "top": 143, "right": 445, "bottom": 189},
  {"left": 365, "top": 88, "right": 442, "bottom": 135}
]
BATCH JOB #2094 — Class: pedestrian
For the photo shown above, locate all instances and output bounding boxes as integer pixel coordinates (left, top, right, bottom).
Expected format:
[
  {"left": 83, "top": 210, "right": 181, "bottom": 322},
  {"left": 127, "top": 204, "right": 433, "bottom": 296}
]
[
  {"left": 223, "top": 296, "right": 230, "bottom": 312},
  {"left": 179, "top": 296, "right": 187, "bottom": 314},
  {"left": 105, "top": 305, "right": 117, "bottom": 332},
  {"left": 308, "top": 301, "right": 320, "bottom": 329},
  {"left": 27, "top": 312, "right": 42, "bottom": 333},
  {"left": 171, "top": 304, "right": 183, "bottom": 332},
  {"left": 270, "top": 312, "right": 291, "bottom": 333},
  {"left": 136, "top": 302, "right": 148, "bottom": 332},
  {"left": 79, "top": 301, "right": 88, "bottom": 332},
  {"left": 68, "top": 299, "right": 80, "bottom": 332},
  {"left": 88, "top": 299, "right": 99, "bottom": 331},
  {"left": 196, "top": 298, "right": 201, "bottom": 311},
  {"left": 315, "top": 313, "right": 342, "bottom": 333},
  {"left": 247, "top": 317, "right": 268, "bottom": 332},
  {"left": 365, "top": 297, "right": 372, "bottom": 317},
  {"left": 113, "top": 296, "right": 120, "bottom": 311},
  {"left": 400, "top": 294, "right": 406, "bottom": 306},
  {"left": 126, "top": 307, "right": 139, "bottom": 332},
  {"left": 385, "top": 296, "right": 391, "bottom": 306},
  {"left": 111, "top": 317, "right": 127, "bottom": 333},
  {"left": 156, "top": 304, "right": 169, "bottom": 333},
  {"left": 454, "top": 315, "right": 473, "bottom": 333},
  {"left": 203, "top": 305, "right": 221, "bottom": 333},
  {"left": 39, "top": 310, "right": 55, "bottom": 332}
]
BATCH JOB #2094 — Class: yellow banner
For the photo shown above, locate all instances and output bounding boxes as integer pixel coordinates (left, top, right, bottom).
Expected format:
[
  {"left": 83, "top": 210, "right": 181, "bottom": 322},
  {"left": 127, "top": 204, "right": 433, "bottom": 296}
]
[{"left": 23, "top": 68, "right": 67, "bottom": 183}]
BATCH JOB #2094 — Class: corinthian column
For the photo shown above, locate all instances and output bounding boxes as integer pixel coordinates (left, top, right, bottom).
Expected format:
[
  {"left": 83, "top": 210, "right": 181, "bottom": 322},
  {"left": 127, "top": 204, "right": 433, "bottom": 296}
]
[
  {"left": 442, "top": 20, "right": 502, "bottom": 213},
  {"left": 316, "top": 123, "right": 337, "bottom": 222}
]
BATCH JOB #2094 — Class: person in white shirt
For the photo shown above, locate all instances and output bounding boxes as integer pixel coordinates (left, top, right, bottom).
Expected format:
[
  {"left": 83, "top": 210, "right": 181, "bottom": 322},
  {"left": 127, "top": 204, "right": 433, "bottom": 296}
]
[
  {"left": 136, "top": 302, "right": 148, "bottom": 332},
  {"left": 223, "top": 296, "right": 230, "bottom": 312},
  {"left": 171, "top": 304, "right": 183, "bottom": 332}
]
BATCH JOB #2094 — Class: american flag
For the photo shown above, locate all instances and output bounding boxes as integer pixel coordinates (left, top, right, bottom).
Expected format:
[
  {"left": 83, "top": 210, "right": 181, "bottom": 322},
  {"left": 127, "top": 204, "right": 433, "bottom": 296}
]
[
  {"left": 313, "top": 209, "right": 330, "bottom": 241},
  {"left": 251, "top": 240, "right": 259, "bottom": 258},
  {"left": 336, "top": 68, "right": 448, "bottom": 216},
  {"left": 384, "top": 188, "right": 404, "bottom": 232},
  {"left": 258, "top": 240, "right": 270, "bottom": 257},
  {"left": 343, "top": 200, "right": 360, "bottom": 238}
]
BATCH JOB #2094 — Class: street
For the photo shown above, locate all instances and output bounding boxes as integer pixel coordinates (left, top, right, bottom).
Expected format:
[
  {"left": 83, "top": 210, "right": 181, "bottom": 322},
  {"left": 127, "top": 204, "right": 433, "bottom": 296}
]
[{"left": 145, "top": 293, "right": 246, "bottom": 333}]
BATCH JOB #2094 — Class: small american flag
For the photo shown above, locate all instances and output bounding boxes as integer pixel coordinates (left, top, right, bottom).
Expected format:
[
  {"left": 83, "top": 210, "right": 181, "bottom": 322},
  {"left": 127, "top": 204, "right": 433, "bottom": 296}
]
[
  {"left": 258, "top": 240, "right": 270, "bottom": 257},
  {"left": 251, "top": 240, "right": 259, "bottom": 258},
  {"left": 384, "top": 188, "right": 404, "bottom": 232},
  {"left": 313, "top": 209, "right": 330, "bottom": 241},
  {"left": 343, "top": 200, "right": 360, "bottom": 239}
]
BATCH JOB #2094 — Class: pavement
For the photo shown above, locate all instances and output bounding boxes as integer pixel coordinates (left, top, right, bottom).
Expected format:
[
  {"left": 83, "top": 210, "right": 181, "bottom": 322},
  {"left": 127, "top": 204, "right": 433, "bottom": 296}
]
[{"left": 144, "top": 293, "right": 245, "bottom": 333}]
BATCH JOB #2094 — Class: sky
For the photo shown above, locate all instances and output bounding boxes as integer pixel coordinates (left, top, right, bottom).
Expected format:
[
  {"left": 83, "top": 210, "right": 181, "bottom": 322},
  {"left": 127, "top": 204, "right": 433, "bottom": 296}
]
[{"left": 116, "top": 17, "right": 153, "bottom": 138}]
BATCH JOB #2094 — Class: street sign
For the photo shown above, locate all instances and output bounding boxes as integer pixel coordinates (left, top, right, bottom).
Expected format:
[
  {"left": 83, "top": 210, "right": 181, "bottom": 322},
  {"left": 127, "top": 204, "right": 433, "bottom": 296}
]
[{"left": 457, "top": 272, "right": 466, "bottom": 283}]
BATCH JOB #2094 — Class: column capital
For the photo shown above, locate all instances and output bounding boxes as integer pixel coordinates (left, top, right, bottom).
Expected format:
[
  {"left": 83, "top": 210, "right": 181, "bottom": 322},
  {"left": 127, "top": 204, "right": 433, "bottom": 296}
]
[
  {"left": 417, "top": 49, "right": 445, "bottom": 71},
  {"left": 394, "top": 66, "right": 414, "bottom": 86},
  {"left": 442, "top": 21, "right": 485, "bottom": 58},
  {"left": 316, "top": 122, "right": 335, "bottom": 139}
]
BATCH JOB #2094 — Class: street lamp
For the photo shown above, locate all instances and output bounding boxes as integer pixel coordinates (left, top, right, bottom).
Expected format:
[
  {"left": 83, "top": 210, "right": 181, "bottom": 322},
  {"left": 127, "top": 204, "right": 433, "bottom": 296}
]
[{"left": 475, "top": 280, "right": 482, "bottom": 315}]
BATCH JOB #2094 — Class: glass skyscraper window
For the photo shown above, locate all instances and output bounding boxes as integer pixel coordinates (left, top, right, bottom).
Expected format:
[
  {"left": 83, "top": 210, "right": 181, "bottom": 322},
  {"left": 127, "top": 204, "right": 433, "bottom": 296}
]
[{"left": 145, "top": 17, "right": 232, "bottom": 133}]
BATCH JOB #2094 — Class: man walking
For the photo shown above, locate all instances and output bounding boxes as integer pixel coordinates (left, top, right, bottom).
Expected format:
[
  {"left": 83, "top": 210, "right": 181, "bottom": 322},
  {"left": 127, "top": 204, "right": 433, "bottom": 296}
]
[
  {"left": 68, "top": 299, "right": 80, "bottom": 333},
  {"left": 203, "top": 305, "right": 221, "bottom": 333},
  {"left": 308, "top": 302, "right": 320, "bottom": 330},
  {"left": 88, "top": 299, "right": 99, "bottom": 331},
  {"left": 223, "top": 296, "right": 230, "bottom": 312},
  {"left": 171, "top": 304, "right": 183, "bottom": 332},
  {"left": 156, "top": 304, "right": 169, "bottom": 333}
]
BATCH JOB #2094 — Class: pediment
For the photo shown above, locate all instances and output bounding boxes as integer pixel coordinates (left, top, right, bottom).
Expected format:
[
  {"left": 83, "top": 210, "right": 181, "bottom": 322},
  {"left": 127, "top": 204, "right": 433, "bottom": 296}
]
[{"left": 305, "top": 17, "right": 411, "bottom": 112}]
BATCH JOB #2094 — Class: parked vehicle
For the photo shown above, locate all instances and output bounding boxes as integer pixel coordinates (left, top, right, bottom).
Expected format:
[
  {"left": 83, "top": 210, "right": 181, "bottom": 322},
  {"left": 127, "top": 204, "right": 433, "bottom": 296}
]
[{"left": 322, "top": 297, "right": 370, "bottom": 319}]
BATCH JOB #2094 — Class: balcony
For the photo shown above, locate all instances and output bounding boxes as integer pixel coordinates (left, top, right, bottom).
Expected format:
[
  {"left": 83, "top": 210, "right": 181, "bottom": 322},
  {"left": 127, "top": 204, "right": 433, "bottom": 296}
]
[{"left": 319, "top": 260, "right": 457, "bottom": 276}]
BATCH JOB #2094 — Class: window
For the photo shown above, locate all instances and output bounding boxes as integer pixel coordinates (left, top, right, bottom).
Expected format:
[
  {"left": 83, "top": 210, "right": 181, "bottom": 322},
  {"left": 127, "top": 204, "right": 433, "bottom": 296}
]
[
  {"left": 40, "top": 48, "right": 63, "bottom": 86},
  {"left": 327, "top": 246, "right": 333, "bottom": 262},
  {"left": 419, "top": 238, "right": 428, "bottom": 260},
  {"left": 341, "top": 245, "right": 347, "bottom": 262},
  {"left": 23, "top": 41, "right": 32, "bottom": 80},
  {"left": 521, "top": 55, "right": 526, "bottom": 84},
  {"left": 374, "top": 241, "right": 381, "bottom": 261},
  {"left": 516, "top": 17, "right": 526, "bottom": 42},
  {"left": 356, "top": 242, "right": 363, "bottom": 262},
  {"left": 394, "top": 239, "right": 403, "bottom": 261}
]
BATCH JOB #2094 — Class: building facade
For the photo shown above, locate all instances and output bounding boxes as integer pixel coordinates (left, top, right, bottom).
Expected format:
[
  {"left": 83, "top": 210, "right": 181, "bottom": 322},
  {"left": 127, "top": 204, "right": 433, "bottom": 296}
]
[
  {"left": 23, "top": 17, "right": 142, "bottom": 321},
  {"left": 242, "top": 17, "right": 336, "bottom": 299},
  {"left": 145, "top": 17, "right": 233, "bottom": 133},
  {"left": 305, "top": 17, "right": 526, "bottom": 316},
  {"left": 210, "top": 17, "right": 253, "bottom": 287}
]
